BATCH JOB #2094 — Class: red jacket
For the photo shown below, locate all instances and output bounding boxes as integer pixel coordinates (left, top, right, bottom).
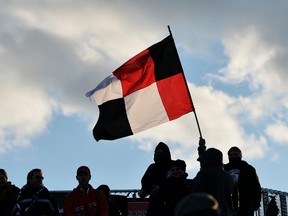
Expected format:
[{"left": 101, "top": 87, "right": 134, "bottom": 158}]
[{"left": 64, "top": 185, "right": 109, "bottom": 216}]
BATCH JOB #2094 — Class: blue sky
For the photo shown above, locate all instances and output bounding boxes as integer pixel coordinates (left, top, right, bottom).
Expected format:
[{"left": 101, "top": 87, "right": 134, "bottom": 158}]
[{"left": 1, "top": 0, "right": 288, "bottom": 193}]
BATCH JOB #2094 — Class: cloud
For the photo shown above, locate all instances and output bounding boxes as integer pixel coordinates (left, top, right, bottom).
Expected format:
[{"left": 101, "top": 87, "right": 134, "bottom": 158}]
[
  {"left": 0, "top": 78, "right": 54, "bottom": 153},
  {"left": 266, "top": 123, "right": 288, "bottom": 144},
  {"left": 0, "top": 0, "right": 287, "bottom": 162},
  {"left": 132, "top": 83, "right": 268, "bottom": 170}
]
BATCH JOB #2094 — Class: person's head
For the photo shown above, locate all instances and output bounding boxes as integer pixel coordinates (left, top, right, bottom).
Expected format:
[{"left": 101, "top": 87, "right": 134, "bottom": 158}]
[
  {"left": 76, "top": 166, "right": 91, "bottom": 187},
  {"left": 228, "top": 146, "right": 242, "bottom": 165},
  {"left": 27, "top": 168, "right": 44, "bottom": 189},
  {"left": 154, "top": 142, "right": 171, "bottom": 165},
  {"left": 0, "top": 169, "right": 8, "bottom": 188},
  {"left": 174, "top": 192, "right": 220, "bottom": 216},
  {"left": 97, "top": 184, "right": 110, "bottom": 199},
  {"left": 171, "top": 159, "right": 186, "bottom": 178},
  {"left": 198, "top": 148, "right": 223, "bottom": 169}
]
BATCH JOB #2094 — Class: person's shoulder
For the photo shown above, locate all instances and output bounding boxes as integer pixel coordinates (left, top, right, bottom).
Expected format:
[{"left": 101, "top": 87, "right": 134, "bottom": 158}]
[
  {"left": 65, "top": 187, "right": 79, "bottom": 196},
  {"left": 11, "top": 184, "right": 20, "bottom": 193},
  {"left": 240, "top": 160, "right": 256, "bottom": 170}
]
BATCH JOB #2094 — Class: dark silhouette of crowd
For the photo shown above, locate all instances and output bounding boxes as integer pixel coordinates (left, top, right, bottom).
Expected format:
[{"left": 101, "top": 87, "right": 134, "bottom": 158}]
[
  {"left": 1, "top": 139, "right": 264, "bottom": 216},
  {"left": 139, "top": 139, "right": 262, "bottom": 216}
]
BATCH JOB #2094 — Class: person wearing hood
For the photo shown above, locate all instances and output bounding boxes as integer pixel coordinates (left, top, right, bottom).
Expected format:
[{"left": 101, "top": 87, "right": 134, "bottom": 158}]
[
  {"left": 138, "top": 142, "right": 173, "bottom": 216},
  {"left": 156, "top": 159, "right": 193, "bottom": 216},
  {"left": 224, "top": 147, "right": 261, "bottom": 216}
]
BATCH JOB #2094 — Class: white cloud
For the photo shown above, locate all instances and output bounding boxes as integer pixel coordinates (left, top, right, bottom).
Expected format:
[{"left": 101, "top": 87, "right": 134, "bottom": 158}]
[
  {"left": 0, "top": 78, "right": 54, "bottom": 154},
  {"left": 266, "top": 123, "right": 288, "bottom": 144}
]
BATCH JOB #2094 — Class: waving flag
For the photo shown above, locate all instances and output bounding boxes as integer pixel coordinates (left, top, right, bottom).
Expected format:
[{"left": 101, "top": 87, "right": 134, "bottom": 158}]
[{"left": 86, "top": 35, "right": 194, "bottom": 141}]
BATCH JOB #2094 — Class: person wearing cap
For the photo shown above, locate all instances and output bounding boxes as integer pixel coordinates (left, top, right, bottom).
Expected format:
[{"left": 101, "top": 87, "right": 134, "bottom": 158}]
[
  {"left": 0, "top": 169, "right": 20, "bottom": 216},
  {"left": 138, "top": 142, "right": 173, "bottom": 216},
  {"left": 224, "top": 147, "right": 261, "bottom": 216},
  {"left": 193, "top": 148, "right": 238, "bottom": 216},
  {"left": 10, "top": 168, "right": 60, "bottom": 216},
  {"left": 156, "top": 159, "right": 194, "bottom": 216},
  {"left": 64, "top": 166, "right": 109, "bottom": 216}
]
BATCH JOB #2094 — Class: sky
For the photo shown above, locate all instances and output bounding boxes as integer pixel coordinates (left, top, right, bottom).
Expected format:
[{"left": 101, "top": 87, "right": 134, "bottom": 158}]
[{"left": 1, "top": 0, "right": 288, "bottom": 193}]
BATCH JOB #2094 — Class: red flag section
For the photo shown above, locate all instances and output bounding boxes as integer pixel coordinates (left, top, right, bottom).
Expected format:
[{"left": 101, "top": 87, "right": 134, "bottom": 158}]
[{"left": 86, "top": 35, "right": 194, "bottom": 141}]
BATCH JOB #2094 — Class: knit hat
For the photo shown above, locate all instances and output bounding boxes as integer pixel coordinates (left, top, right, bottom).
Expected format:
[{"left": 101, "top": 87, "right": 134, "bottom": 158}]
[
  {"left": 198, "top": 148, "right": 223, "bottom": 168},
  {"left": 0, "top": 169, "right": 8, "bottom": 179},
  {"left": 172, "top": 159, "right": 186, "bottom": 171},
  {"left": 77, "top": 166, "right": 91, "bottom": 175},
  {"left": 228, "top": 146, "right": 242, "bottom": 157},
  {"left": 174, "top": 192, "right": 220, "bottom": 216}
]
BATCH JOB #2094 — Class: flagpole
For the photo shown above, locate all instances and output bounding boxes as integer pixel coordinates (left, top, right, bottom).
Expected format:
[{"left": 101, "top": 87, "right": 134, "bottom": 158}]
[{"left": 167, "top": 25, "right": 203, "bottom": 139}]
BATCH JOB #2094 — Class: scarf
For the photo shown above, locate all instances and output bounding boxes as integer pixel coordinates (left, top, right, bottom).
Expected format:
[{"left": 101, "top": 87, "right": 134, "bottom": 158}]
[{"left": 15, "top": 184, "right": 45, "bottom": 216}]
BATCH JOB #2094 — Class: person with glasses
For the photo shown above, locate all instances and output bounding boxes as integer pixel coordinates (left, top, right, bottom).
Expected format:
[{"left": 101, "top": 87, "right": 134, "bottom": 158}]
[
  {"left": 64, "top": 166, "right": 109, "bottom": 216},
  {"left": 10, "top": 168, "right": 60, "bottom": 216}
]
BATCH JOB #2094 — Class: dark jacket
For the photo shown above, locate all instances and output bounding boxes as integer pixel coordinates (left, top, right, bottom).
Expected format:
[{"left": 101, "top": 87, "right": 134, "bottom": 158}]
[
  {"left": 10, "top": 184, "right": 60, "bottom": 216},
  {"left": 157, "top": 173, "right": 193, "bottom": 216},
  {"left": 140, "top": 142, "right": 173, "bottom": 216},
  {"left": 224, "top": 160, "right": 261, "bottom": 211},
  {"left": 192, "top": 167, "right": 236, "bottom": 216},
  {"left": 0, "top": 182, "right": 20, "bottom": 216}
]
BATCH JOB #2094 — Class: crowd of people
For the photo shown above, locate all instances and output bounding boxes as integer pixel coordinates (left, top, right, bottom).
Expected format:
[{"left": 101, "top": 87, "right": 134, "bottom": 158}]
[
  {"left": 138, "top": 139, "right": 262, "bottom": 216},
  {"left": 0, "top": 139, "right": 262, "bottom": 216}
]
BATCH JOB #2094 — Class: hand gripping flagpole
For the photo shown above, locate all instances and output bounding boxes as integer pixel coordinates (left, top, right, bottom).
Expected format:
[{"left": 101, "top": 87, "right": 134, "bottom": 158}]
[{"left": 167, "top": 25, "right": 206, "bottom": 155}]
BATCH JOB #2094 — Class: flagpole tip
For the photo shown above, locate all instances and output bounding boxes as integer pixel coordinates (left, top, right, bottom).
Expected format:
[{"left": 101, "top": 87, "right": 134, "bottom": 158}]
[{"left": 167, "top": 25, "right": 172, "bottom": 36}]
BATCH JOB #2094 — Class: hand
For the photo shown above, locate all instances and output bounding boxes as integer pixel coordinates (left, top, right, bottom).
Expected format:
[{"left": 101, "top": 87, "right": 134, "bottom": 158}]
[{"left": 197, "top": 137, "right": 206, "bottom": 156}]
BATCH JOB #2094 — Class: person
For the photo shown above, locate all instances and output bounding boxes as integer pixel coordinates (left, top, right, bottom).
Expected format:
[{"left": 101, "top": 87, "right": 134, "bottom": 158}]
[
  {"left": 193, "top": 148, "right": 238, "bottom": 216},
  {"left": 224, "top": 146, "right": 262, "bottom": 216},
  {"left": 10, "top": 168, "right": 60, "bottom": 216},
  {"left": 64, "top": 166, "right": 109, "bottom": 216},
  {"left": 0, "top": 169, "right": 20, "bottom": 216},
  {"left": 97, "top": 184, "right": 122, "bottom": 216},
  {"left": 156, "top": 159, "right": 193, "bottom": 216},
  {"left": 174, "top": 192, "right": 220, "bottom": 216},
  {"left": 138, "top": 142, "right": 173, "bottom": 216},
  {"left": 266, "top": 195, "right": 279, "bottom": 216}
]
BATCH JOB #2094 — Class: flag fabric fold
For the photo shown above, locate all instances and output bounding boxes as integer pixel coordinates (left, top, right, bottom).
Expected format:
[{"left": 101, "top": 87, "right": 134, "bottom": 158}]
[{"left": 86, "top": 35, "right": 194, "bottom": 141}]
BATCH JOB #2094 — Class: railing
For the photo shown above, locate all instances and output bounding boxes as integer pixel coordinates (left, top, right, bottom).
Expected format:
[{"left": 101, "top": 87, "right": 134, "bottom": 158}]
[
  {"left": 51, "top": 188, "right": 288, "bottom": 216},
  {"left": 257, "top": 188, "right": 287, "bottom": 216},
  {"left": 110, "top": 188, "right": 288, "bottom": 216}
]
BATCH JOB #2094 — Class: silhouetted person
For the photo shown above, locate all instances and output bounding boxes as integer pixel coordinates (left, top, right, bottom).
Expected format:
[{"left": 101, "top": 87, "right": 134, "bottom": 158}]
[
  {"left": 64, "top": 166, "right": 108, "bottom": 216},
  {"left": 224, "top": 146, "right": 261, "bottom": 216},
  {"left": 266, "top": 196, "right": 279, "bottom": 216},
  {"left": 97, "top": 184, "right": 122, "bottom": 216},
  {"left": 157, "top": 159, "right": 193, "bottom": 216},
  {"left": 138, "top": 142, "right": 173, "bottom": 216},
  {"left": 10, "top": 168, "right": 60, "bottom": 216},
  {"left": 193, "top": 148, "right": 238, "bottom": 216},
  {"left": 0, "top": 169, "right": 20, "bottom": 216}
]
